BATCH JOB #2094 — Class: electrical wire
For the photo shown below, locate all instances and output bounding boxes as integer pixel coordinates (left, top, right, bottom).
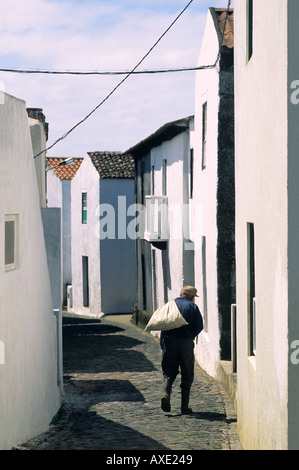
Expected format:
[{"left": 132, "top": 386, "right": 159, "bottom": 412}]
[
  {"left": 0, "top": 65, "right": 213, "bottom": 76},
  {"left": 33, "top": 0, "right": 231, "bottom": 158},
  {"left": 34, "top": 0, "right": 196, "bottom": 158},
  {"left": 1, "top": 3, "right": 231, "bottom": 77}
]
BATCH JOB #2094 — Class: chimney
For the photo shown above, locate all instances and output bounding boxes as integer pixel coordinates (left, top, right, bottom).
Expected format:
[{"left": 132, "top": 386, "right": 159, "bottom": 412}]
[
  {"left": 27, "top": 108, "right": 49, "bottom": 208},
  {"left": 26, "top": 107, "right": 49, "bottom": 141}
]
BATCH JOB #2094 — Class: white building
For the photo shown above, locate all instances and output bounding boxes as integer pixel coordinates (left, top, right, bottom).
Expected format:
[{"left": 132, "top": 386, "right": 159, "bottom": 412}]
[
  {"left": 69, "top": 155, "right": 101, "bottom": 316},
  {"left": 46, "top": 157, "right": 84, "bottom": 307},
  {"left": 0, "top": 94, "right": 61, "bottom": 450},
  {"left": 87, "top": 152, "right": 136, "bottom": 316},
  {"left": 191, "top": 7, "right": 235, "bottom": 378},
  {"left": 128, "top": 8, "right": 235, "bottom": 382},
  {"left": 234, "top": 0, "right": 299, "bottom": 450},
  {"left": 126, "top": 117, "right": 195, "bottom": 326}
]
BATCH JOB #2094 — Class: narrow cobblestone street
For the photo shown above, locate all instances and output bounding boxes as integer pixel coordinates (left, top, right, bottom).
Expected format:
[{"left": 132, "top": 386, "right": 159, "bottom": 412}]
[{"left": 20, "top": 312, "right": 242, "bottom": 453}]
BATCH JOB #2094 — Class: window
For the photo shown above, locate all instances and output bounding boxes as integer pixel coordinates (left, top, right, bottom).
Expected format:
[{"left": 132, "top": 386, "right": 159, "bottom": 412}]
[
  {"left": 141, "top": 254, "right": 147, "bottom": 310},
  {"left": 247, "top": 0, "right": 253, "bottom": 61},
  {"left": 202, "top": 103, "right": 207, "bottom": 169},
  {"left": 5, "top": 214, "right": 19, "bottom": 271},
  {"left": 144, "top": 196, "right": 169, "bottom": 243},
  {"left": 152, "top": 249, "right": 157, "bottom": 312},
  {"left": 162, "top": 159, "right": 167, "bottom": 196},
  {"left": 141, "top": 161, "right": 145, "bottom": 206},
  {"left": 248, "top": 223, "right": 256, "bottom": 356},
  {"left": 82, "top": 192, "right": 87, "bottom": 224},
  {"left": 190, "top": 148, "right": 194, "bottom": 198},
  {"left": 151, "top": 165, "right": 155, "bottom": 195}
]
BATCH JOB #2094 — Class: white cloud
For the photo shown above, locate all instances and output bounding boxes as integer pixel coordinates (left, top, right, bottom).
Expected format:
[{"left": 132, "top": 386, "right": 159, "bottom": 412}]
[{"left": 0, "top": 0, "right": 231, "bottom": 156}]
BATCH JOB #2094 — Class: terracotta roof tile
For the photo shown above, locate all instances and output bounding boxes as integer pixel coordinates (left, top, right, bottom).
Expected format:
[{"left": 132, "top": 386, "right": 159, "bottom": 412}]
[
  {"left": 88, "top": 151, "right": 135, "bottom": 179},
  {"left": 46, "top": 157, "right": 84, "bottom": 180}
]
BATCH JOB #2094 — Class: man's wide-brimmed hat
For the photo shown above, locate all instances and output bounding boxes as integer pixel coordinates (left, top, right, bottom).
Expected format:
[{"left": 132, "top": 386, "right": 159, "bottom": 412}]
[{"left": 180, "top": 286, "right": 199, "bottom": 298}]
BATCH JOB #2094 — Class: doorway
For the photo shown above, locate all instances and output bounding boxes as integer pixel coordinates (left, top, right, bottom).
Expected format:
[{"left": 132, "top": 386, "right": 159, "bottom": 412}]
[{"left": 82, "top": 256, "right": 89, "bottom": 308}]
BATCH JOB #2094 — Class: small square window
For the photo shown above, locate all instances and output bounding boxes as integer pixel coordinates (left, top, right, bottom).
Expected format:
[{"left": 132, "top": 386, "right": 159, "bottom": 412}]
[{"left": 5, "top": 214, "right": 19, "bottom": 271}]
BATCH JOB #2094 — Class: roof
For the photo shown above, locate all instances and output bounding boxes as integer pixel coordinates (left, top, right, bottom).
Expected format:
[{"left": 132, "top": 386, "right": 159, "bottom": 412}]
[
  {"left": 124, "top": 116, "right": 194, "bottom": 159},
  {"left": 211, "top": 7, "right": 234, "bottom": 49},
  {"left": 46, "top": 157, "right": 84, "bottom": 180},
  {"left": 88, "top": 151, "right": 135, "bottom": 179}
]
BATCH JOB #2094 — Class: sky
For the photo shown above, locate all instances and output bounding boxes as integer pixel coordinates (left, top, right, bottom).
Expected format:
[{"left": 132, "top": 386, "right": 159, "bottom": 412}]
[{"left": 0, "top": 0, "right": 231, "bottom": 158}]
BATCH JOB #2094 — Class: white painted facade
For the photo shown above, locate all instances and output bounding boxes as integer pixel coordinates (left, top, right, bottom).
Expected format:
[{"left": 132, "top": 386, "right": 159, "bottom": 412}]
[
  {"left": 190, "top": 8, "right": 235, "bottom": 378},
  {"left": 234, "top": 0, "right": 299, "bottom": 450},
  {"left": 47, "top": 164, "right": 76, "bottom": 306},
  {"left": 129, "top": 117, "right": 195, "bottom": 327},
  {"left": 150, "top": 129, "right": 194, "bottom": 306},
  {"left": 191, "top": 9, "right": 222, "bottom": 378},
  {"left": 47, "top": 154, "right": 136, "bottom": 317},
  {"left": 70, "top": 155, "right": 101, "bottom": 316},
  {"left": 0, "top": 93, "right": 61, "bottom": 449}
]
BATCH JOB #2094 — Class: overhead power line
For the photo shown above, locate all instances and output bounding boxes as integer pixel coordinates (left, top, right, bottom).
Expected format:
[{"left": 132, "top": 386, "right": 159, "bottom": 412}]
[
  {"left": 0, "top": 65, "right": 214, "bottom": 76},
  {"left": 33, "top": 0, "right": 231, "bottom": 158},
  {"left": 34, "top": 0, "right": 195, "bottom": 158}
]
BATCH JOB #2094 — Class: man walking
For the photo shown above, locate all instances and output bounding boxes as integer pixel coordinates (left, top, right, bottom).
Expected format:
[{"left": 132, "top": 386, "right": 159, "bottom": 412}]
[{"left": 160, "top": 286, "right": 203, "bottom": 414}]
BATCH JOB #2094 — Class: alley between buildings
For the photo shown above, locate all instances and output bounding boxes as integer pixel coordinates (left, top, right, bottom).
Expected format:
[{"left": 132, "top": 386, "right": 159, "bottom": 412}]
[{"left": 19, "top": 312, "right": 241, "bottom": 452}]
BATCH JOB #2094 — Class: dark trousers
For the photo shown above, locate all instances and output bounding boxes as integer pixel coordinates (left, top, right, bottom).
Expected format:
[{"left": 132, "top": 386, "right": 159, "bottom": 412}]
[{"left": 161, "top": 336, "right": 195, "bottom": 390}]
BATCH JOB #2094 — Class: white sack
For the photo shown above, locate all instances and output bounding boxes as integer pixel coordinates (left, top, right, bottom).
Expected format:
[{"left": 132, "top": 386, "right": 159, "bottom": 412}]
[{"left": 144, "top": 300, "right": 188, "bottom": 332}]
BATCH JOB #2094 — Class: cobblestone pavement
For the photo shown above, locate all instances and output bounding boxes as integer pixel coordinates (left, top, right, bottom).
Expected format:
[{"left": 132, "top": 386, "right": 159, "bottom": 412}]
[{"left": 20, "top": 313, "right": 242, "bottom": 452}]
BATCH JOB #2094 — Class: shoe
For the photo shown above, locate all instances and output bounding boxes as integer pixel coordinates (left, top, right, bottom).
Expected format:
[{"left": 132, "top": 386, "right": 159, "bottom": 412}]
[
  {"left": 161, "top": 393, "right": 171, "bottom": 412},
  {"left": 181, "top": 406, "right": 193, "bottom": 415},
  {"left": 161, "top": 378, "right": 173, "bottom": 412},
  {"left": 181, "top": 388, "right": 192, "bottom": 414}
]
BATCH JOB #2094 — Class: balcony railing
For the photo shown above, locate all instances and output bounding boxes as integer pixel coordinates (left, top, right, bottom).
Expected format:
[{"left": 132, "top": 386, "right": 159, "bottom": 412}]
[{"left": 144, "top": 196, "right": 169, "bottom": 244}]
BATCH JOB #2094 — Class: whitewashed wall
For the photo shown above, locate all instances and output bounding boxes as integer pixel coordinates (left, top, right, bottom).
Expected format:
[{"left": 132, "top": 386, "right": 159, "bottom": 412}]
[
  {"left": 149, "top": 129, "right": 192, "bottom": 309},
  {"left": 71, "top": 156, "right": 101, "bottom": 316},
  {"left": 190, "top": 9, "right": 222, "bottom": 378},
  {"left": 47, "top": 173, "right": 72, "bottom": 305},
  {"left": 0, "top": 93, "right": 61, "bottom": 449},
  {"left": 47, "top": 169, "right": 63, "bottom": 208}
]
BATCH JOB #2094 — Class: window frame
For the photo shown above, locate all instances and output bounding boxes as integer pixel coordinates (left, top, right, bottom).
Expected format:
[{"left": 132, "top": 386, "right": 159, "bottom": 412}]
[
  {"left": 162, "top": 159, "right": 167, "bottom": 196},
  {"left": 151, "top": 165, "right": 155, "bottom": 195},
  {"left": 248, "top": 222, "right": 256, "bottom": 356},
  {"left": 82, "top": 192, "right": 87, "bottom": 224},
  {"left": 5, "top": 214, "right": 19, "bottom": 272},
  {"left": 247, "top": 0, "right": 253, "bottom": 62}
]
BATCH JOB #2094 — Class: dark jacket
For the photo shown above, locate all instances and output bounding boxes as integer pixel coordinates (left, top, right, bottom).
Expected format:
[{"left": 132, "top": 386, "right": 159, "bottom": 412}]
[{"left": 160, "top": 297, "right": 203, "bottom": 345}]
